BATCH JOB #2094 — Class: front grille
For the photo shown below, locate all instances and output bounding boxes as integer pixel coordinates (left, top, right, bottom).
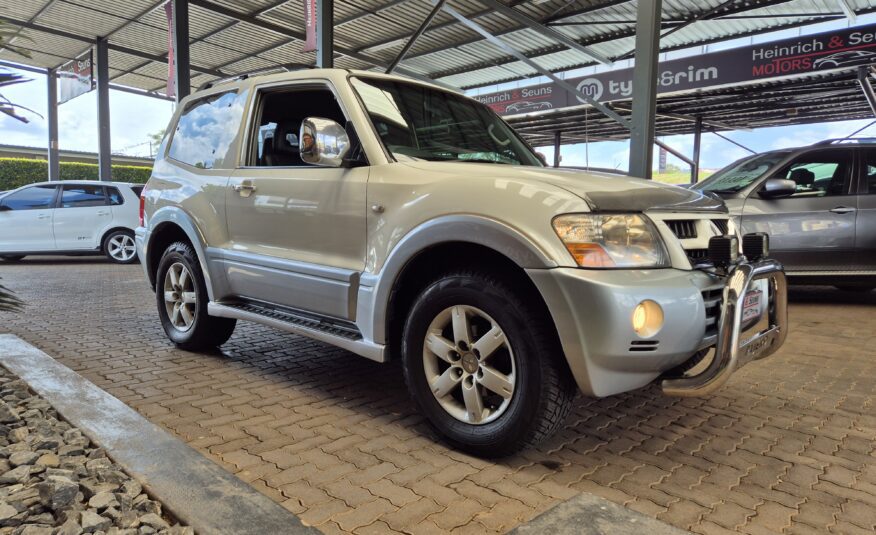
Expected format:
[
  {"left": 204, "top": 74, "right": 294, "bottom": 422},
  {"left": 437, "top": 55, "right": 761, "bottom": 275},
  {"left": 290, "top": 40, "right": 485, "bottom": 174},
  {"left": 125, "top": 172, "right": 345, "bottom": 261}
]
[
  {"left": 687, "top": 248, "right": 709, "bottom": 264},
  {"left": 702, "top": 288, "right": 723, "bottom": 339},
  {"left": 666, "top": 220, "right": 698, "bottom": 239},
  {"left": 713, "top": 219, "right": 730, "bottom": 235}
]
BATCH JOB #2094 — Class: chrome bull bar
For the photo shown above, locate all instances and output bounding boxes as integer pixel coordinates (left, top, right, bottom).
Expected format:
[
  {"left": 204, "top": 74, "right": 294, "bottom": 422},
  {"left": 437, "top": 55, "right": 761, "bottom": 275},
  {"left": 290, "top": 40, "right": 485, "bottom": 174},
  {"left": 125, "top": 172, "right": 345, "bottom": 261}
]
[{"left": 662, "top": 259, "right": 788, "bottom": 397}]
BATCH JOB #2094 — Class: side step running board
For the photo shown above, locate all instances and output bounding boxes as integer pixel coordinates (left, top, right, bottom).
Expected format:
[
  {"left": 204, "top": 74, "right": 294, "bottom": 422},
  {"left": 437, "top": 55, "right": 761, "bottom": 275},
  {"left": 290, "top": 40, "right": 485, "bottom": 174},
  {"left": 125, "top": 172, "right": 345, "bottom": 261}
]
[{"left": 208, "top": 301, "right": 386, "bottom": 363}]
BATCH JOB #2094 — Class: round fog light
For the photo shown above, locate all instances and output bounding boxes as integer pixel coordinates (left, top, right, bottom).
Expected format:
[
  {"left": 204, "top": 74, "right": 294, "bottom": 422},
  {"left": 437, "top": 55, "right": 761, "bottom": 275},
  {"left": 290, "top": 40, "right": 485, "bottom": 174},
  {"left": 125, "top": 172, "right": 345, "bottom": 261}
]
[{"left": 632, "top": 300, "right": 664, "bottom": 338}]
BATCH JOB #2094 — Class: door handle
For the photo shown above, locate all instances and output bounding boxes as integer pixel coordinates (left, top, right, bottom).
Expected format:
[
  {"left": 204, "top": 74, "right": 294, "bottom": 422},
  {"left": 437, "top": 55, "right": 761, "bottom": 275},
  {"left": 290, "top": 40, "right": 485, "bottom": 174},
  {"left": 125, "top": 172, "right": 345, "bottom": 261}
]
[
  {"left": 829, "top": 206, "right": 856, "bottom": 214},
  {"left": 97, "top": 210, "right": 110, "bottom": 216},
  {"left": 38, "top": 214, "right": 51, "bottom": 220},
  {"left": 232, "top": 182, "right": 257, "bottom": 197}
]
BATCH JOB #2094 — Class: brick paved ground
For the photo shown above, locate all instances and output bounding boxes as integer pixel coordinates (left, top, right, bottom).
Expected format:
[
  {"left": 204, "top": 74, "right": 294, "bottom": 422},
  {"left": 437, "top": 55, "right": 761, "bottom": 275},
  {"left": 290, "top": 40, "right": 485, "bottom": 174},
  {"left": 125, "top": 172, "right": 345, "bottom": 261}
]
[{"left": 1, "top": 257, "right": 874, "bottom": 535}]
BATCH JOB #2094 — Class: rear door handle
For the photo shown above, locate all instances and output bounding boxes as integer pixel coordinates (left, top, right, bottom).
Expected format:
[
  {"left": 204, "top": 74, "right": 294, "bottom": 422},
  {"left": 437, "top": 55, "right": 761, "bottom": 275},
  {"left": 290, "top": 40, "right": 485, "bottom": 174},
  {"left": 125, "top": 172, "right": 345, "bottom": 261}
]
[
  {"left": 97, "top": 210, "right": 110, "bottom": 216},
  {"left": 38, "top": 214, "right": 51, "bottom": 220},
  {"left": 829, "top": 206, "right": 856, "bottom": 214}
]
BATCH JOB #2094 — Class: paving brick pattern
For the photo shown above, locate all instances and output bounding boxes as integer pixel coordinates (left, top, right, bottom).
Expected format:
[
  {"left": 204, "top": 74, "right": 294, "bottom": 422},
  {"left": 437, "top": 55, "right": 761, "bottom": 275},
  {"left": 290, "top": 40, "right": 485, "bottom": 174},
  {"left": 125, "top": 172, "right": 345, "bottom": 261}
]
[{"left": 1, "top": 257, "right": 875, "bottom": 534}]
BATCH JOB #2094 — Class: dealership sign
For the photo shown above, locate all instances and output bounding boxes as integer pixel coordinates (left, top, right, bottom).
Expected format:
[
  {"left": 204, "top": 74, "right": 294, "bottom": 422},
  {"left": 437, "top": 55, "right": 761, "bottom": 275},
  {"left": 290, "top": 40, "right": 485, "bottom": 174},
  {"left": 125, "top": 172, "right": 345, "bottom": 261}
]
[
  {"left": 477, "top": 23, "right": 876, "bottom": 116},
  {"left": 57, "top": 50, "right": 93, "bottom": 104},
  {"left": 303, "top": 0, "right": 317, "bottom": 52}
]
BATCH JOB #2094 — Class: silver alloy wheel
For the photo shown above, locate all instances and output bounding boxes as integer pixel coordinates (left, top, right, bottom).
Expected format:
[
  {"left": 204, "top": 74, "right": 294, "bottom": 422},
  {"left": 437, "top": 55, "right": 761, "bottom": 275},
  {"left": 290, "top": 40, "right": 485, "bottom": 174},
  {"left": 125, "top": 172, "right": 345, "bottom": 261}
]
[
  {"left": 163, "top": 262, "right": 197, "bottom": 332},
  {"left": 423, "top": 305, "right": 516, "bottom": 425},
  {"left": 108, "top": 234, "right": 136, "bottom": 262}
]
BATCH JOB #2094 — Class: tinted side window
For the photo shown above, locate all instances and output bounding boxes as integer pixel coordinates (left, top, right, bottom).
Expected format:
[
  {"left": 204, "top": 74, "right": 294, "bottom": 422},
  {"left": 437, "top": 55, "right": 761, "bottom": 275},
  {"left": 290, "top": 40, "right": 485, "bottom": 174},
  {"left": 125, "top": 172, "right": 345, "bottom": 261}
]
[
  {"left": 779, "top": 150, "right": 852, "bottom": 198},
  {"left": 1, "top": 186, "right": 57, "bottom": 210},
  {"left": 250, "top": 88, "right": 346, "bottom": 167},
  {"left": 130, "top": 186, "right": 144, "bottom": 197},
  {"left": 106, "top": 187, "right": 124, "bottom": 206},
  {"left": 60, "top": 185, "right": 107, "bottom": 208},
  {"left": 862, "top": 150, "right": 876, "bottom": 194},
  {"left": 168, "top": 90, "right": 248, "bottom": 169}
]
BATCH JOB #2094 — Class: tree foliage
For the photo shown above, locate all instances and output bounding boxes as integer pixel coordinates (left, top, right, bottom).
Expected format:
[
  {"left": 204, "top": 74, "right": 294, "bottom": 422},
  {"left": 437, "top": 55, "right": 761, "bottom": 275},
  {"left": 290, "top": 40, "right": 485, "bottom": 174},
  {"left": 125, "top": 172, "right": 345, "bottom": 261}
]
[
  {"left": 0, "top": 279, "right": 23, "bottom": 313},
  {"left": 0, "top": 158, "right": 152, "bottom": 190},
  {"left": 0, "top": 21, "right": 37, "bottom": 123}
]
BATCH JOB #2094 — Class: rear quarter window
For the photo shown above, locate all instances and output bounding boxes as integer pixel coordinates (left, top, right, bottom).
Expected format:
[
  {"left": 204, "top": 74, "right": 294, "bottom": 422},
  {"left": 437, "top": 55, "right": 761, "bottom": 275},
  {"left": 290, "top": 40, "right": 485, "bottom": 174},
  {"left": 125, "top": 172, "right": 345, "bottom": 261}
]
[{"left": 167, "top": 90, "right": 248, "bottom": 170}]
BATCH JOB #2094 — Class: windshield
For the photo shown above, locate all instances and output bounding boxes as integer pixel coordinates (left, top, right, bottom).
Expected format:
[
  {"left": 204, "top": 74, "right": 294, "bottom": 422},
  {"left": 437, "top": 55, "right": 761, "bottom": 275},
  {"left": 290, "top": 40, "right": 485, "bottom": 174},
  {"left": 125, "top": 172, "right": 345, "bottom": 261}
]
[
  {"left": 696, "top": 151, "right": 791, "bottom": 193},
  {"left": 351, "top": 77, "right": 542, "bottom": 166}
]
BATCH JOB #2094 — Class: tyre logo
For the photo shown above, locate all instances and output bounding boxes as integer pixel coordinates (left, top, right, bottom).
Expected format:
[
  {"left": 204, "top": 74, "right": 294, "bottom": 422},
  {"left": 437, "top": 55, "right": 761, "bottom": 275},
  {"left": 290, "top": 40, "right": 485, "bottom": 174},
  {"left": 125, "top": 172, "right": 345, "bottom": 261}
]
[{"left": 576, "top": 78, "right": 603, "bottom": 103}]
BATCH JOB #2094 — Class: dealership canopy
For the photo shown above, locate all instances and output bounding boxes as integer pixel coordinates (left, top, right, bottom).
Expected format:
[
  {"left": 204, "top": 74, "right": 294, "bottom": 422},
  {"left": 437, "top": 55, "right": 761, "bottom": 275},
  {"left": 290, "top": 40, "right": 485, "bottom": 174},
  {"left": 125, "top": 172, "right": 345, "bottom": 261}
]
[
  {"left": 4, "top": 0, "right": 876, "bottom": 181},
  {"left": 2, "top": 0, "right": 876, "bottom": 98}
]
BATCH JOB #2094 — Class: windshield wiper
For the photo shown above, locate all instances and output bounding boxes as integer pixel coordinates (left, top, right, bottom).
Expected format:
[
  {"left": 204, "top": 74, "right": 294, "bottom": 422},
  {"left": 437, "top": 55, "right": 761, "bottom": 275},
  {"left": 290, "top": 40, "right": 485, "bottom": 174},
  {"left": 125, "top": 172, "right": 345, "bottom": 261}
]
[
  {"left": 457, "top": 158, "right": 511, "bottom": 165},
  {"left": 704, "top": 188, "right": 740, "bottom": 194}
]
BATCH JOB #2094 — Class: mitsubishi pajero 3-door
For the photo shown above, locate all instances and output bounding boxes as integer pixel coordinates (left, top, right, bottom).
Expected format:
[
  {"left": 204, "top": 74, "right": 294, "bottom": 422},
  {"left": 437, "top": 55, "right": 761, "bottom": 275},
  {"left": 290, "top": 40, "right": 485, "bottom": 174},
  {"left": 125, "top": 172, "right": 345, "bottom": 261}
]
[{"left": 137, "top": 69, "right": 788, "bottom": 456}]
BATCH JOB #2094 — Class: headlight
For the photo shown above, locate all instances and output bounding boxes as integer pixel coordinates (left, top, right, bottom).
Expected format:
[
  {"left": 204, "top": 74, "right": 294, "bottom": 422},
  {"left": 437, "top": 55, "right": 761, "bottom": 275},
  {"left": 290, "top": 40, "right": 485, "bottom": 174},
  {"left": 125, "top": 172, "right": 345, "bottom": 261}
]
[{"left": 552, "top": 214, "right": 670, "bottom": 268}]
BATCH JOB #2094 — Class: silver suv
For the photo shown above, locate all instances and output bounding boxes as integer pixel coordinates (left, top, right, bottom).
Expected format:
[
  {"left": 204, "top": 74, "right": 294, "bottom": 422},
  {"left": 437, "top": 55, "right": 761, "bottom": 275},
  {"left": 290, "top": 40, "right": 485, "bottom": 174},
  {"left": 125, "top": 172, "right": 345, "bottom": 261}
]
[
  {"left": 137, "top": 69, "right": 788, "bottom": 455},
  {"left": 694, "top": 139, "right": 876, "bottom": 291}
]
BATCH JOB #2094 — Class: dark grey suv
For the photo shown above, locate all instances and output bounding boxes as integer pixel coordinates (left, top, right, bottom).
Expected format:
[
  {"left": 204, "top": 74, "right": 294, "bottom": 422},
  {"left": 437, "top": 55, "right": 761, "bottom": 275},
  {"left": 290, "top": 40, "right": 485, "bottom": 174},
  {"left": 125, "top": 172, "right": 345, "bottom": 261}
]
[{"left": 695, "top": 139, "right": 875, "bottom": 290}]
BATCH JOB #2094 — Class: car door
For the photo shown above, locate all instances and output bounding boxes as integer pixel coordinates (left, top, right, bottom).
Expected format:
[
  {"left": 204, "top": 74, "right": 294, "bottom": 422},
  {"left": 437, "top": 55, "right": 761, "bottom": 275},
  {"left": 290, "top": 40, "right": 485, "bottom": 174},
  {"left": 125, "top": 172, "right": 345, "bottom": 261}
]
[
  {"left": 0, "top": 185, "right": 59, "bottom": 252},
  {"left": 855, "top": 148, "right": 876, "bottom": 271},
  {"left": 224, "top": 81, "right": 367, "bottom": 320},
  {"left": 52, "top": 184, "right": 112, "bottom": 251},
  {"left": 740, "top": 148, "right": 856, "bottom": 272}
]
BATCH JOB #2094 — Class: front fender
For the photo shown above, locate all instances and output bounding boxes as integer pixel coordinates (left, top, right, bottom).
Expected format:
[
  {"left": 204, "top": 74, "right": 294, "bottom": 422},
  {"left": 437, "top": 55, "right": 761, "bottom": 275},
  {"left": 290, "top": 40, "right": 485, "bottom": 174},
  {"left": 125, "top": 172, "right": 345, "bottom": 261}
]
[{"left": 358, "top": 214, "right": 557, "bottom": 345}]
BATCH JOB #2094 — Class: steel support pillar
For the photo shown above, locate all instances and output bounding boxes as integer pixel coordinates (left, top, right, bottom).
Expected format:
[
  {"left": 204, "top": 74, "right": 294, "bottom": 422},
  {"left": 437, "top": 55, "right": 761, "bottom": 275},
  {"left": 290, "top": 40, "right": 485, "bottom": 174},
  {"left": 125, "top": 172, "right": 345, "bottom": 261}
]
[
  {"left": 858, "top": 67, "right": 876, "bottom": 117},
  {"left": 172, "top": 0, "right": 191, "bottom": 101},
  {"left": 387, "top": 0, "right": 445, "bottom": 74},
  {"left": 691, "top": 116, "right": 703, "bottom": 184},
  {"left": 46, "top": 68, "right": 59, "bottom": 181},
  {"left": 628, "top": 0, "right": 662, "bottom": 180},
  {"left": 316, "top": 0, "right": 333, "bottom": 68},
  {"left": 553, "top": 131, "right": 562, "bottom": 168},
  {"left": 96, "top": 37, "right": 112, "bottom": 182}
]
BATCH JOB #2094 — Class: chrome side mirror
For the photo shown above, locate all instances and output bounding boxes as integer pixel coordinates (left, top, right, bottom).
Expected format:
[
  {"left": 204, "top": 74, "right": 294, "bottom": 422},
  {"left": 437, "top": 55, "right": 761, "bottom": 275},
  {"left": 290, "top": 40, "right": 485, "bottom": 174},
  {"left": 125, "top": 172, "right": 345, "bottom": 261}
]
[
  {"left": 300, "top": 117, "right": 350, "bottom": 168},
  {"left": 759, "top": 178, "right": 796, "bottom": 199}
]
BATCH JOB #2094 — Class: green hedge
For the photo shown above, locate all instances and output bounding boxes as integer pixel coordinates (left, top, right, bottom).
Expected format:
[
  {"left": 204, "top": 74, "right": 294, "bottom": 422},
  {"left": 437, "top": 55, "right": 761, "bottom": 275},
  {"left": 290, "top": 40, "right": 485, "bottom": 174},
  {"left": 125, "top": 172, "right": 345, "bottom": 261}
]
[{"left": 0, "top": 158, "right": 153, "bottom": 191}]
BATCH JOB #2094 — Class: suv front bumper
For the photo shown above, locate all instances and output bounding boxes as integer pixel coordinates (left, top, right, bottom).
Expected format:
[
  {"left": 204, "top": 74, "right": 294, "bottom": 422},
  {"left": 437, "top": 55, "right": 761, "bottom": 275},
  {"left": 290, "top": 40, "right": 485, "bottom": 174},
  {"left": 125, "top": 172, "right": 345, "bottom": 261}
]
[
  {"left": 527, "top": 259, "right": 788, "bottom": 398},
  {"left": 661, "top": 259, "right": 787, "bottom": 397}
]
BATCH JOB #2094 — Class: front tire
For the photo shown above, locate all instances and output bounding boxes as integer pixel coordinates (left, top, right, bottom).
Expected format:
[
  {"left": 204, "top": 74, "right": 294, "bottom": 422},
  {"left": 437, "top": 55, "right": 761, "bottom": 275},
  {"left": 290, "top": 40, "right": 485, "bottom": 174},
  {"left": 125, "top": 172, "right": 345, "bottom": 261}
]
[
  {"left": 155, "top": 241, "right": 236, "bottom": 350},
  {"left": 401, "top": 271, "right": 576, "bottom": 457},
  {"left": 104, "top": 230, "right": 138, "bottom": 264}
]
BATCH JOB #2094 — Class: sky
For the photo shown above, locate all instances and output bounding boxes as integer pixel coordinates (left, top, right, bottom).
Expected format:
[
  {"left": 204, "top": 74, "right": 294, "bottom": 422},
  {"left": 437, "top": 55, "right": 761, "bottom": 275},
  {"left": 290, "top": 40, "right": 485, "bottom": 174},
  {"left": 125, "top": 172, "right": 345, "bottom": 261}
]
[
  {"left": 2, "top": 13, "right": 876, "bottom": 169},
  {"left": 0, "top": 70, "right": 174, "bottom": 158}
]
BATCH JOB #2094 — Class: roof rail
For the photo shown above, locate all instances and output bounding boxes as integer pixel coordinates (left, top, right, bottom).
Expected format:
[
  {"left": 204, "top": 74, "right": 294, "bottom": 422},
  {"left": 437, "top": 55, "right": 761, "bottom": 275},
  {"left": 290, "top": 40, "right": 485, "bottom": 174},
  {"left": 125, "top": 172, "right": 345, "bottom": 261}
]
[
  {"left": 813, "top": 137, "right": 876, "bottom": 146},
  {"left": 196, "top": 63, "right": 316, "bottom": 92}
]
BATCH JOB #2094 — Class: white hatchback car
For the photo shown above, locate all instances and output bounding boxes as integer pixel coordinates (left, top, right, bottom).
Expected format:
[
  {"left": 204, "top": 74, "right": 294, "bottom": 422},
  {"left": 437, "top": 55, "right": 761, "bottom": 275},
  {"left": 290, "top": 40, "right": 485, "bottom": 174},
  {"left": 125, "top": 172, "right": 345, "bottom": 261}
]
[{"left": 0, "top": 180, "right": 142, "bottom": 264}]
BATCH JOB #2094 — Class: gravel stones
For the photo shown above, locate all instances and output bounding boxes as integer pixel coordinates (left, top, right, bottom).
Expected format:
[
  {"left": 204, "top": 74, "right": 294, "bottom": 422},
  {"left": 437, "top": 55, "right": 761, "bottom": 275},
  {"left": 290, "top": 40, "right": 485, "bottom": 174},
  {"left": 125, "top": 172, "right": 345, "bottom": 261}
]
[
  {"left": 0, "top": 402, "right": 20, "bottom": 425},
  {"left": 0, "top": 368, "right": 191, "bottom": 535},
  {"left": 37, "top": 476, "right": 78, "bottom": 510},
  {"left": 7, "top": 453, "right": 38, "bottom": 468}
]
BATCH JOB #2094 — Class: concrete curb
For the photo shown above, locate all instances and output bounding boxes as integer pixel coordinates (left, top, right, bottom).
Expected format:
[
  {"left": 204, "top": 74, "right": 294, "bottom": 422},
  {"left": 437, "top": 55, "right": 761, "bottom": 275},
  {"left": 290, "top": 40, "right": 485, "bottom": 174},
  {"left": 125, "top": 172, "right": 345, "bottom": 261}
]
[
  {"left": 0, "top": 334, "right": 317, "bottom": 535},
  {"left": 510, "top": 492, "right": 691, "bottom": 535}
]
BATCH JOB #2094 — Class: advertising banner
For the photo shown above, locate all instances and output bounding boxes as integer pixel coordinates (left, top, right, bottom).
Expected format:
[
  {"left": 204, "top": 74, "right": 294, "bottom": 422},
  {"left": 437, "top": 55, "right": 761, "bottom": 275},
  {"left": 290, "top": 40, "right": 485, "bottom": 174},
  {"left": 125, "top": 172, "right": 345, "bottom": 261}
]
[
  {"left": 58, "top": 50, "right": 93, "bottom": 104},
  {"left": 476, "top": 23, "right": 876, "bottom": 116},
  {"left": 165, "top": 1, "right": 176, "bottom": 98},
  {"left": 303, "top": 0, "right": 317, "bottom": 52}
]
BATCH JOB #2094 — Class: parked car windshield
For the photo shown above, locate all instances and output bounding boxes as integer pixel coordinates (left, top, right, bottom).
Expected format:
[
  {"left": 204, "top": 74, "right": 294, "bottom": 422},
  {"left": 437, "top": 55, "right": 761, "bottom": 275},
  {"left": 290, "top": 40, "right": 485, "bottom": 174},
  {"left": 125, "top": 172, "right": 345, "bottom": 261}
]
[
  {"left": 351, "top": 77, "right": 543, "bottom": 166},
  {"left": 696, "top": 151, "right": 792, "bottom": 193}
]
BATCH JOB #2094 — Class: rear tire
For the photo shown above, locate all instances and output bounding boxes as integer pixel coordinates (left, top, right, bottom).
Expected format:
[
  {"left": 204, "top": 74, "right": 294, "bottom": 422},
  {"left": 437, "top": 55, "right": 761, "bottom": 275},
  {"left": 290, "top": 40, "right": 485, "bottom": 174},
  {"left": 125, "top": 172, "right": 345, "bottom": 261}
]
[
  {"left": 104, "top": 230, "right": 138, "bottom": 264},
  {"left": 0, "top": 255, "right": 24, "bottom": 262},
  {"left": 401, "top": 270, "right": 576, "bottom": 457},
  {"left": 155, "top": 241, "right": 236, "bottom": 350}
]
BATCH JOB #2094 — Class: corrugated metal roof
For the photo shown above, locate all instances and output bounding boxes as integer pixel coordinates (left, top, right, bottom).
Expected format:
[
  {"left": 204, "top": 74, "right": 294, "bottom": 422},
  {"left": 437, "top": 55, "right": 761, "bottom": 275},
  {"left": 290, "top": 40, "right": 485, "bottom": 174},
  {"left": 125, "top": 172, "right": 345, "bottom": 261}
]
[
  {"left": 1, "top": 0, "right": 875, "bottom": 97},
  {"left": 507, "top": 70, "right": 876, "bottom": 145}
]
